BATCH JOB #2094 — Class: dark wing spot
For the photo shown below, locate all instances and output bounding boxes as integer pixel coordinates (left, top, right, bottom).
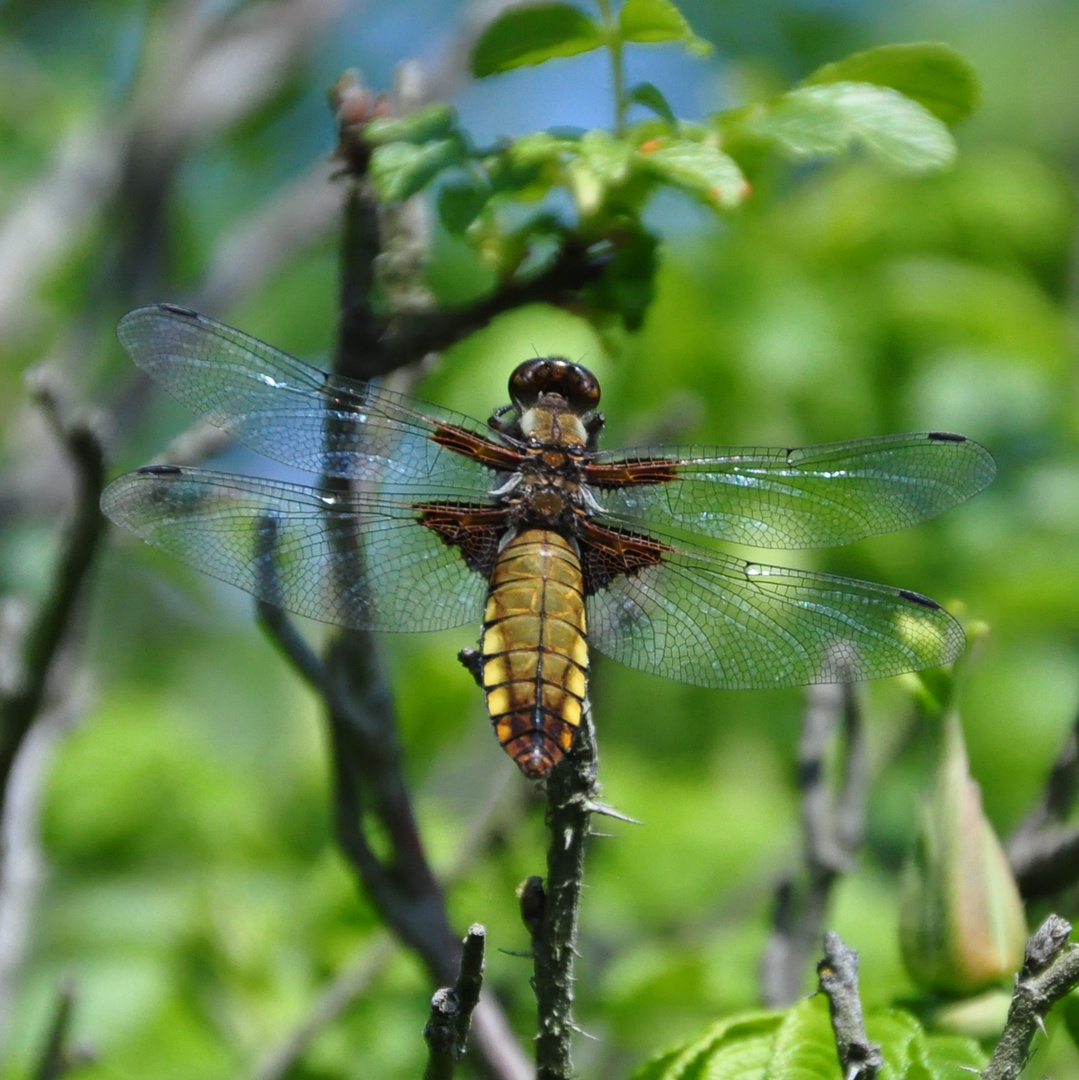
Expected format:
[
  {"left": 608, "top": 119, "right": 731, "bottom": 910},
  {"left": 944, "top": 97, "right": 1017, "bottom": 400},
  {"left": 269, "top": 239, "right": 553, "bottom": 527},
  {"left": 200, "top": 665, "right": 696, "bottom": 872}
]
[
  {"left": 158, "top": 303, "right": 201, "bottom": 320},
  {"left": 927, "top": 431, "right": 967, "bottom": 443},
  {"left": 899, "top": 589, "right": 942, "bottom": 610},
  {"left": 136, "top": 464, "right": 184, "bottom": 475}
]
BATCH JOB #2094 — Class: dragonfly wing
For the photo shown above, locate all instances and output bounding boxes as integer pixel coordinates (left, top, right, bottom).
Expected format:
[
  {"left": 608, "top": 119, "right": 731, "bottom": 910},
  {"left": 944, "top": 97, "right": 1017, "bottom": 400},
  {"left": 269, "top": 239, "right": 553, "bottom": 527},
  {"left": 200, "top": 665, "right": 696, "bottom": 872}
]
[
  {"left": 117, "top": 305, "right": 521, "bottom": 495},
  {"left": 584, "top": 529, "right": 965, "bottom": 689},
  {"left": 101, "top": 467, "right": 492, "bottom": 633},
  {"left": 585, "top": 433, "right": 995, "bottom": 548}
]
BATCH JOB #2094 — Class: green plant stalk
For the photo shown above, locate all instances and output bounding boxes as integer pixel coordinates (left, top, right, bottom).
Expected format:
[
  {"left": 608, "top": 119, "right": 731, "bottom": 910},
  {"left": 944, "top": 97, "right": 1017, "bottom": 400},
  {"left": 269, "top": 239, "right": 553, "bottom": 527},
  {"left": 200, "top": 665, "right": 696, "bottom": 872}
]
[{"left": 595, "top": 0, "right": 626, "bottom": 135}]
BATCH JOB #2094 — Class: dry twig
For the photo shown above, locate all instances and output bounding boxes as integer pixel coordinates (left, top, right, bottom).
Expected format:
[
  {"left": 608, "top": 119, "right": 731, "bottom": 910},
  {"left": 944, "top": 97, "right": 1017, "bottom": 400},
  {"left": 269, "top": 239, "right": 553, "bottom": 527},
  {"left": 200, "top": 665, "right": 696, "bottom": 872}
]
[
  {"left": 983, "top": 914, "right": 1079, "bottom": 1080},
  {"left": 817, "top": 932, "right": 882, "bottom": 1080},
  {"left": 423, "top": 924, "right": 487, "bottom": 1080},
  {"left": 762, "top": 681, "right": 869, "bottom": 1005}
]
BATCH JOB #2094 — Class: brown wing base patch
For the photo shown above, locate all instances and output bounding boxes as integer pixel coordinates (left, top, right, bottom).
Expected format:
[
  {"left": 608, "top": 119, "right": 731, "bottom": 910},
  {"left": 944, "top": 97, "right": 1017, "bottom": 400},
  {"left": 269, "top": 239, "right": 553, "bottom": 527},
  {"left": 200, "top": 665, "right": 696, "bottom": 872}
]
[
  {"left": 583, "top": 458, "right": 677, "bottom": 487},
  {"left": 578, "top": 520, "right": 670, "bottom": 593},
  {"left": 416, "top": 503, "right": 510, "bottom": 576},
  {"left": 431, "top": 423, "right": 528, "bottom": 470}
]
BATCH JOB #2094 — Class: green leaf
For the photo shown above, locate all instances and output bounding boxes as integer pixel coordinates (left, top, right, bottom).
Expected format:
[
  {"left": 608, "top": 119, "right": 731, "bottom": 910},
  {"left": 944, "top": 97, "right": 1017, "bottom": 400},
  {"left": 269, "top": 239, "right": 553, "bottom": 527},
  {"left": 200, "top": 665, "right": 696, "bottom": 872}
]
[
  {"left": 628, "top": 1012, "right": 782, "bottom": 1080},
  {"left": 917, "top": 1033, "right": 988, "bottom": 1079},
  {"left": 584, "top": 224, "right": 657, "bottom": 331},
  {"left": 369, "top": 139, "right": 466, "bottom": 201},
  {"left": 507, "top": 130, "right": 578, "bottom": 168},
  {"left": 438, "top": 179, "right": 491, "bottom": 233},
  {"left": 470, "top": 3, "right": 605, "bottom": 77},
  {"left": 637, "top": 139, "right": 749, "bottom": 209},
  {"left": 619, "top": 0, "right": 712, "bottom": 55},
  {"left": 769, "top": 997, "right": 842, "bottom": 1080},
  {"left": 578, "top": 129, "right": 635, "bottom": 183},
  {"left": 363, "top": 103, "right": 458, "bottom": 146},
  {"left": 868, "top": 1009, "right": 922, "bottom": 1078},
  {"left": 746, "top": 82, "right": 957, "bottom": 174},
  {"left": 803, "top": 43, "right": 979, "bottom": 125},
  {"left": 626, "top": 81, "right": 677, "bottom": 126}
]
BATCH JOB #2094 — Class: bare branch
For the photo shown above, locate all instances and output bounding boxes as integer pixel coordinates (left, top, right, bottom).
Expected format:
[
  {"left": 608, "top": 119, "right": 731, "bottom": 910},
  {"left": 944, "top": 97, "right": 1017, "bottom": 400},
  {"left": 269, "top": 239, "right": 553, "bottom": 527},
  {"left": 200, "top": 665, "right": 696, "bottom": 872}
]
[
  {"left": 423, "top": 925, "right": 487, "bottom": 1080},
  {"left": 817, "top": 932, "right": 883, "bottom": 1080},
  {"left": 983, "top": 915, "right": 1079, "bottom": 1080},
  {"left": 531, "top": 700, "right": 600, "bottom": 1080},
  {"left": 0, "top": 376, "right": 106, "bottom": 816},
  {"left": 762, "top": 682, "right": 869, "bottom": 1006}
]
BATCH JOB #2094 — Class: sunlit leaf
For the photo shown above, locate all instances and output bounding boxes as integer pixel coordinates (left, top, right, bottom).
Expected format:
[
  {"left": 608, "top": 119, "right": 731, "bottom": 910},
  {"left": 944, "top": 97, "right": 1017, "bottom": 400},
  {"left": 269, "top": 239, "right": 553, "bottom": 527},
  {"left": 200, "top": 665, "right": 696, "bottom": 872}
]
[
  {"left": 629, "top": 998, "right": 988, "bottom": 1080},
  {"left": 578, "top": 129, "right": 635, "bottom": 183},
  {"left": 637, "top": 139, "right": 749, "bottom": 209},
  {"left": 745, "top": 82, "right": 956, "bottom": 174},
  {"left": 470, "top": 2, "right": 605, "bottom": 77},
  {"left": 803, "top": 43, "right": 979, "bottom": 125},
  {"left": 628, "top": 1011, "right": 782, "bottom": 1080},
  {"left": 619, "top": 0, "right": 711, "bottom": 55}
]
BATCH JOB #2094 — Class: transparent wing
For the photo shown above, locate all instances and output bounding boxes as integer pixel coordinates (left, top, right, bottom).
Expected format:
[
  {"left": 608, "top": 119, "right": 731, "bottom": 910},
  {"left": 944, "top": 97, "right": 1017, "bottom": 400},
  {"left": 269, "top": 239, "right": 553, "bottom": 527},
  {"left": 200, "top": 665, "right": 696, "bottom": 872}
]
[
  {"left": 585, "top": 434, "right": 995, "bottom": 548},
  {"left": 586, "top": 536, "right": 964, "bottom": 689},
  {"left": 118, "top": 305, "right": 521, "bottom": 495},
  {"left": 101, "top": 467, "right": 490, "bottom": 632}
]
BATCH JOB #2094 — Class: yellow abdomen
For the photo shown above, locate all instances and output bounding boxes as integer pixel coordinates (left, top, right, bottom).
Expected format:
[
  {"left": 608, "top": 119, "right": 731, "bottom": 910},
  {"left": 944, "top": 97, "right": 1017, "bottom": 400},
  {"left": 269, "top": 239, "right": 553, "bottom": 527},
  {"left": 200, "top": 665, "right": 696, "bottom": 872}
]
[{"left": 481, "top": 529, "right": 588, "bottom": 778}]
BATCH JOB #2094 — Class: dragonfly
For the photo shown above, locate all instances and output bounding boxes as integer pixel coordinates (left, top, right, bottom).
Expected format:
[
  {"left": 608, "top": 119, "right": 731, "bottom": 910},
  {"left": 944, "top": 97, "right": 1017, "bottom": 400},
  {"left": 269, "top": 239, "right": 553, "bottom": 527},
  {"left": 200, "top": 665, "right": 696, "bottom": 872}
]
[{"left": 101, "top": 304, "right": 995, "bottom": 778}]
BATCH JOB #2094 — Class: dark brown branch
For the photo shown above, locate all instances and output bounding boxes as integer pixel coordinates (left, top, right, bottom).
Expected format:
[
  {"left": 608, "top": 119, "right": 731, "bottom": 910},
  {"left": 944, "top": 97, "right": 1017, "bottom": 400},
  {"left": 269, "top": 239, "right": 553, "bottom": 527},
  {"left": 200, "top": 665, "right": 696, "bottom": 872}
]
[
  {"left": 256, "top": 600, "right": 529, "bottom": 1080},
  {"left": 983, "top": 914, "right": 1079, "bottom": 1080},
  {"left": 256, "top": 67, "right": 536, "bottom": 1080},
  {"left": 423, "top": 924, "right": 487, "bottom": 1080},
  {"left": 817, "top": 932, "right": 882, "bottom": 1080},
  {"left": 0, "top": 378, "right": 106, "bottom": 817},
  {"left": 762, "top": 681, "right": 868, "bottom": 1006},
  {"left": 1008, "top": 707, "right": 1079, "bottom": 899},
  {"left": 531, "top": 699, "right": 599, "bottom": 1080}
]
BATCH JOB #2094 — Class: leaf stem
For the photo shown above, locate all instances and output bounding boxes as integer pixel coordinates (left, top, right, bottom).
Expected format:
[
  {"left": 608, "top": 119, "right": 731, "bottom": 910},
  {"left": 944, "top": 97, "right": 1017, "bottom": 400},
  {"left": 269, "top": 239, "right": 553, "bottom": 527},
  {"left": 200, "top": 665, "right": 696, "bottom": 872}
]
[{"left": 595, "top": 0, "right": 625, "bottom": 135}]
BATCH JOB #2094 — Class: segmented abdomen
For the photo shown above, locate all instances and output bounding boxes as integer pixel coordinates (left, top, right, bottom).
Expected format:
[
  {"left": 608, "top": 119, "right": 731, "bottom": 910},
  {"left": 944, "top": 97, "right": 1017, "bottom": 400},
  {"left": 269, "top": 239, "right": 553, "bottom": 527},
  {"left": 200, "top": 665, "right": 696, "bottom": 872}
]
[{"left": 481, "top": 529, "right": 588, "bottom": 778}]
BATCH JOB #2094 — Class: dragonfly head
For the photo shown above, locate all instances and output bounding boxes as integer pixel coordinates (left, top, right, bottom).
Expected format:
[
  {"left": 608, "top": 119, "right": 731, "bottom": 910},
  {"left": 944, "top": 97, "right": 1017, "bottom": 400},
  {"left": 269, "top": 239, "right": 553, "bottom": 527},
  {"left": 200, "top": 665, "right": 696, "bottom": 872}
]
[{"left": 509, "top": 358, "right": 600, "bottom": 416}]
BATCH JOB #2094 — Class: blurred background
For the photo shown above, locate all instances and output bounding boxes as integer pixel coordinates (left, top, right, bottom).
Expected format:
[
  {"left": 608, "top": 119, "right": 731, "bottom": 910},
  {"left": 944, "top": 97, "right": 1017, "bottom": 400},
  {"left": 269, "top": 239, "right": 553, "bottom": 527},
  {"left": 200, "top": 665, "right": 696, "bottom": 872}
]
[{"left": 1, "top": 0, "right": 1077, "bottom": 1077}]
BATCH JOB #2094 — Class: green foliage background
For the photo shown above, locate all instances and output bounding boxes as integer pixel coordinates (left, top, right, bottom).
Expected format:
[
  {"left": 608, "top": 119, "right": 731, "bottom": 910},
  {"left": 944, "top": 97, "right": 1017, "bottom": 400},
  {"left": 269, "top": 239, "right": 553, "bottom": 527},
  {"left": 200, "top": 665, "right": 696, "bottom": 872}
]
[{"left": 1, "top": 0, "right": 1078, "bottom": 1077}]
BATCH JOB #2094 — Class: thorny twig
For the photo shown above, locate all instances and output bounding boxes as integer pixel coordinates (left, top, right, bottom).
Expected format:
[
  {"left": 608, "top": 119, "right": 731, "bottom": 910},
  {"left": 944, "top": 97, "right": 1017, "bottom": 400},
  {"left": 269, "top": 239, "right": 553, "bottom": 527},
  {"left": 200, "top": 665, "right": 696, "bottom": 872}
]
[
  {"left": 983, "top": 914, "right": 1079, "bottom": 1080},
  {"left": 762, "top": 681, "right": 869, "bottom": 1006},
  {"left": 530, "top": 700, "right": 600, "bottom": 1080},
  {"left": 817, "top": 932, "right": 882, "bottom": 1080}
]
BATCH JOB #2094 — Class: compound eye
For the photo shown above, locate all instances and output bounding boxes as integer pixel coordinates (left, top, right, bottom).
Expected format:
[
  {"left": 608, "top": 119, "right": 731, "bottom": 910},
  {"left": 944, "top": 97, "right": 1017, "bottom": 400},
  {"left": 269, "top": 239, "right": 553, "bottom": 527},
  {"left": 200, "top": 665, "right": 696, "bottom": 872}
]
[
  {"left": 508, "top": 359, "right": 549, "bottom": 408},
  {"left": 562, "top": 367, "right": 600, "bottom": 413},
  {"left": 509, "top": 358, "right": 601, "bottom": 414}
]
